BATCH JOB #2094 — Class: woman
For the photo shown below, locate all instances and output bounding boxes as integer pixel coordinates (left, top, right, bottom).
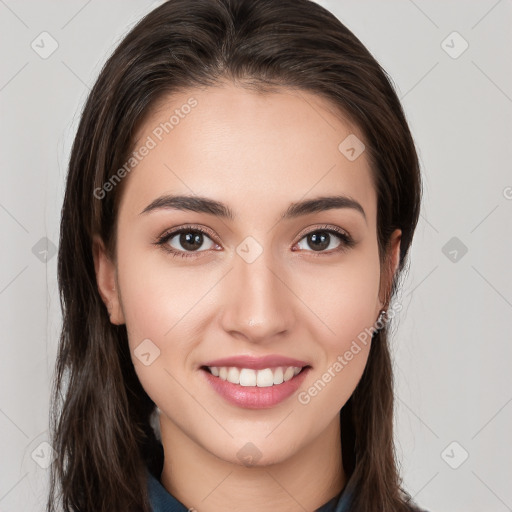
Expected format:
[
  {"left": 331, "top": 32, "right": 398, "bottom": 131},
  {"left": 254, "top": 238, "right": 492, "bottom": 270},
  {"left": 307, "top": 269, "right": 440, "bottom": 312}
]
[{"left": 48, "top": 0, "right": 427, "bottom": 511}]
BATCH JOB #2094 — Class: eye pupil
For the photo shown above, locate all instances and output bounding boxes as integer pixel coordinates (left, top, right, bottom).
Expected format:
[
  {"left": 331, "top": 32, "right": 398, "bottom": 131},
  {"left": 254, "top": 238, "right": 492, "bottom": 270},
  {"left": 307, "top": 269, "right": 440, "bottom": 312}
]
[
  {"left": 161, "top": 227, "right": 348, "bottom": 257},
  {"left": 308, "top": 232, "right": 330, "bottom": 251},
  {"left": 180, "top": 231, "right": 203, "bottom": 251}
]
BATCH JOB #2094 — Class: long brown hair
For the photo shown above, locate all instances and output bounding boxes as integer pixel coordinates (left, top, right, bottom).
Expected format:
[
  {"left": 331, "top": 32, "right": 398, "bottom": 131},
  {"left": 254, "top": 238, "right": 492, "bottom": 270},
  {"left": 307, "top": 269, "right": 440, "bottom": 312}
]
[{"left": 48, "top": 0, "right": 423, "bottom": 510}]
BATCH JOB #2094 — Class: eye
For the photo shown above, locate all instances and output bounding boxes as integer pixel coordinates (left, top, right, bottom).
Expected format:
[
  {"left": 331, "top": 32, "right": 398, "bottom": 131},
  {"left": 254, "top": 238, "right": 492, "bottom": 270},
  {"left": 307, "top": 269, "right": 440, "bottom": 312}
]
[
  {"left": 294, "top": 225, "right": 355, "bottom": 254},
  {"left": 154, "top": 226, "right": 219, "bottom": 258},
  {"left": 154, "top": 224, "right": 355, "bottom": 259}
]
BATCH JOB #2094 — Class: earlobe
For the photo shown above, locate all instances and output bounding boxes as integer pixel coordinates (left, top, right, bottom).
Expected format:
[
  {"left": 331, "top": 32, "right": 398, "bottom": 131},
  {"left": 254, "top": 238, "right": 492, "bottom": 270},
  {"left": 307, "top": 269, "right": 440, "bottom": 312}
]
[{"left": 92, "top": 234, "right": 125, "bottom": 325}]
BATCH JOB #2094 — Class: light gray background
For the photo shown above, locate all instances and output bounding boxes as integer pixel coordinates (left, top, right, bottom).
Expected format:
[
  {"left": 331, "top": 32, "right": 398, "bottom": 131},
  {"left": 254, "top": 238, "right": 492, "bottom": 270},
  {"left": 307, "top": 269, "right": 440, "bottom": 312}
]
[{"left": 1, "top": 1, "right": 511, "bottom": 511}]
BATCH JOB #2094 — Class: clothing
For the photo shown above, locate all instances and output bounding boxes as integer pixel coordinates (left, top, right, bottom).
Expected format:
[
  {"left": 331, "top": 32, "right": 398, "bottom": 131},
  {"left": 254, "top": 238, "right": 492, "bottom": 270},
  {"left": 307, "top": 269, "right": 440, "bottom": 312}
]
[{"left": 147, "top": 467, "right": 354, "bottom": 511}]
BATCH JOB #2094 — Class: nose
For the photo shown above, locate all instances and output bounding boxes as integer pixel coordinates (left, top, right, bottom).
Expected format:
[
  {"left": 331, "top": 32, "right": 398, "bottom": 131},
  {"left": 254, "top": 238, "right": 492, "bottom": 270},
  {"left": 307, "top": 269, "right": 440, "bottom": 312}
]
[{"left": 218, "top": 246, "right": 296, "bottom": 344}]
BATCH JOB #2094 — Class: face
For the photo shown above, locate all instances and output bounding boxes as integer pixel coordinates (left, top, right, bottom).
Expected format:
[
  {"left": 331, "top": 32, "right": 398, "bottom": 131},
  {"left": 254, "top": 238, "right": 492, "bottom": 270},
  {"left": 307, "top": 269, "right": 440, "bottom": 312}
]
[{"left": 94, "top": 83, "right": 401, "bottom": 466}]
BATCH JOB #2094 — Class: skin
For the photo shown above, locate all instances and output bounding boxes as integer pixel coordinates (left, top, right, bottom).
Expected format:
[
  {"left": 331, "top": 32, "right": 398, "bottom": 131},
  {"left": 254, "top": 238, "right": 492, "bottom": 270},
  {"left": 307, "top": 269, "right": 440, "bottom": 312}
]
[{"left": 94, "top": 83, "right": 401, "bottom": 512}]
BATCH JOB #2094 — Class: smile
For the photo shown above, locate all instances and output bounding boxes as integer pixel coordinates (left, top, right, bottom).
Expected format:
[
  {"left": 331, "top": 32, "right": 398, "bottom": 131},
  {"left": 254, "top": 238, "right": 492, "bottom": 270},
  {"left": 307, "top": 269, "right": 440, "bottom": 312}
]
[
  {"left": 203, "top": 365, "right": 306, "bottom": 387},
  {"left": 200, "top": 365, "right": 312, "bottom": 409}
]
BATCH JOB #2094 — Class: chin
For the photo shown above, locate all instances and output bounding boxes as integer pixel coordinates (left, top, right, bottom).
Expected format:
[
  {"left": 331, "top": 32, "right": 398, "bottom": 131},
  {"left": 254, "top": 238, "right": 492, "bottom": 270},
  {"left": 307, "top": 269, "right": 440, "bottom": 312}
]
[{"left": 213, "top": 440, "right": 295, "bottom": 468}]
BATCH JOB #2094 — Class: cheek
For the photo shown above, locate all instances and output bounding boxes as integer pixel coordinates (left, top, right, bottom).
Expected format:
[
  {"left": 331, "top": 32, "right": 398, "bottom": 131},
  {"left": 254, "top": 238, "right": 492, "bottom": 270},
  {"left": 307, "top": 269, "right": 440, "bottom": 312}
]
[
  {"left": 115, "top": 247, "right": 201, "bottom": 410},
  {"left": 116, "top": 239, "right": 198, "bottom": 347},
  {"left": 296, "top": 246, "right": 382, "bottom": 347},
  {"left": 115, "top": 239, "right": 221, "bottom": 399},
  {"left": 293, "top": 248, "right": 380, "bottom": 408}
]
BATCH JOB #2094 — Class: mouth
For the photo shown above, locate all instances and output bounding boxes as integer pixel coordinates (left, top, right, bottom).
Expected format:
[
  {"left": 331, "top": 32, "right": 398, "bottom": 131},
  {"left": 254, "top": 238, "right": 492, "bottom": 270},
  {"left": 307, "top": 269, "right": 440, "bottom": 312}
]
[
  {"left": 200, "top": 364, "right": 312, "bottom": 387},
  {"left": 200, "top": 364, "right": 312, "bottom": 409}
]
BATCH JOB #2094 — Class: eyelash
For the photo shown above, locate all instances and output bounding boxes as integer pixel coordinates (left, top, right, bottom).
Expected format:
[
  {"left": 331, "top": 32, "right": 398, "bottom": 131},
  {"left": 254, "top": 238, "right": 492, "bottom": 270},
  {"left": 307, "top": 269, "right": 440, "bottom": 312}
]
[{"left": 154, "top": 224, "right": 355, "bottom": 259}]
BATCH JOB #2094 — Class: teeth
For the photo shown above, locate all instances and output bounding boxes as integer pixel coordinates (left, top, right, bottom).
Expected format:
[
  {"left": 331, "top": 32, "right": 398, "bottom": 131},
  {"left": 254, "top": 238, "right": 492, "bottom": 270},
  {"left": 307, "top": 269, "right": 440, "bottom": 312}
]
[
  {"left": 239, "top": 368, "right": 256, "bottom": 386},
  {"left": 227, "top": 367, "right": 240, "bottom": 384},
  {"left": 257, "top": 368, "right": 274, "bottom": 387},
  {"left": 273, "top": 367, "right": 284, "bottom": 385},
  {"left": 207, "top": 366, "right": 304, "bottom": 387},
  {"left": 283, "top": 367, "right": 295, "bottom": 381}
]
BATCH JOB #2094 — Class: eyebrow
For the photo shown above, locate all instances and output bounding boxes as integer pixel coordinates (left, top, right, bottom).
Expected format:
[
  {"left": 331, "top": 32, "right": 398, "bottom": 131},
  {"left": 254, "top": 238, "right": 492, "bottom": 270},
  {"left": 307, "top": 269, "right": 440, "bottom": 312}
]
[{"left": 139, "top": 194, "right": 367, "bottom": 223}]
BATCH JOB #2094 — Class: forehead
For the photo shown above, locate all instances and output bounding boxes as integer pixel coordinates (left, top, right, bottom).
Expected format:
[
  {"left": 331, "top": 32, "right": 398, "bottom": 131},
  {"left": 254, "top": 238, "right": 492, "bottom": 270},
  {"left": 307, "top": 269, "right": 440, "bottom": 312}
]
[{"left": 120, "top": 84, "right": 376, "bottom": 224}]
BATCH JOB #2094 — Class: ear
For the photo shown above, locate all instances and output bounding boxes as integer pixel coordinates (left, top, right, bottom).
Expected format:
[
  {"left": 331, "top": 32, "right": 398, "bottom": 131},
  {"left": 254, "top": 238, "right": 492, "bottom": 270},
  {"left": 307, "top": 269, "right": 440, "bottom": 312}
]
[
  {"left": 378, "top": 229, "right": 402, "bottom": 311},
  {"left": 92, "top": 234, "right": 125, "bottom": 325}
]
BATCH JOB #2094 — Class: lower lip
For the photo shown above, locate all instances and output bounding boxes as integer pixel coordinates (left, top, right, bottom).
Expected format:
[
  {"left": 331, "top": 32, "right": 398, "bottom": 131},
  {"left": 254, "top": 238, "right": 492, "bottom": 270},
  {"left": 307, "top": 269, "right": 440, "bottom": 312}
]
[{"left": 201, "top": 367, "right": 311, "bottom": 409}]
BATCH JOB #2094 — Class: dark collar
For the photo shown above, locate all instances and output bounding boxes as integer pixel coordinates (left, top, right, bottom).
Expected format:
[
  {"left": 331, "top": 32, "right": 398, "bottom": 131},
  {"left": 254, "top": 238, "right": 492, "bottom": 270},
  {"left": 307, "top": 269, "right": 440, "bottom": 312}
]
[{"left": 146, "top": 468, "right": 354, "bottom": 511}]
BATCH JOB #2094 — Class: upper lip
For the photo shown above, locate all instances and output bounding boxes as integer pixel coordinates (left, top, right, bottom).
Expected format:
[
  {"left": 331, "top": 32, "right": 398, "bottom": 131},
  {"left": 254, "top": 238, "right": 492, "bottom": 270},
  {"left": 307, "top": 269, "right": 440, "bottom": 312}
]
[{"left": 201, "top": 354, "right": 311, "bottom": 370}]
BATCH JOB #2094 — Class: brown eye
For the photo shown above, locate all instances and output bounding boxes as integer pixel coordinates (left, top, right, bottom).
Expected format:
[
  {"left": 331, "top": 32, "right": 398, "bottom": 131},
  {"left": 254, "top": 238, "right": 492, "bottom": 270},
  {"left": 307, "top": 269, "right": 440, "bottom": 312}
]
[
  {"left": 295, "top": 227, "right": 355, "bottom": 254},
  {"left": 156, "top": 227, "right": 217, "bottom": 257},
  {"left": 175, "top": 231, "right": 206, "bottom": 252},
  {"left": 303, "top": 231, "right": 335, "bottom": 251}
]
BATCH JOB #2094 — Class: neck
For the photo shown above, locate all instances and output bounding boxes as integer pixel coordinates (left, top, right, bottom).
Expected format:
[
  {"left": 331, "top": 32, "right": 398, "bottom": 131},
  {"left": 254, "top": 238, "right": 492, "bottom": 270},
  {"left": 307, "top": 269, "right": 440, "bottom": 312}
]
[{"left": 159, "top": 413, "right": 346, "bottom": 512}]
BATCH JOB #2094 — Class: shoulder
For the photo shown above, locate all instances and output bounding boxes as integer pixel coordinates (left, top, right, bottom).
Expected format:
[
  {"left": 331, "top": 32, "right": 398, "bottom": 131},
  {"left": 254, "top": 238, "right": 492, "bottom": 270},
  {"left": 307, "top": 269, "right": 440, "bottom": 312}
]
[{"left": 146, "top": 468, "right": 190, "bottom": 512}]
